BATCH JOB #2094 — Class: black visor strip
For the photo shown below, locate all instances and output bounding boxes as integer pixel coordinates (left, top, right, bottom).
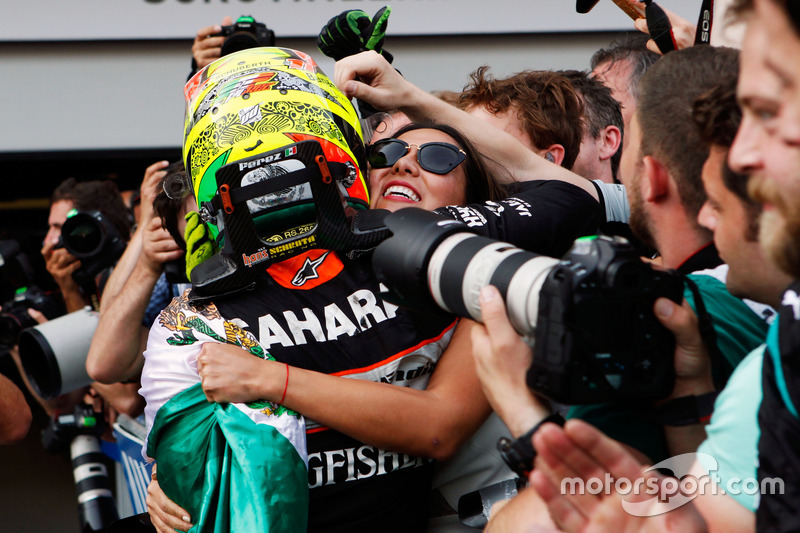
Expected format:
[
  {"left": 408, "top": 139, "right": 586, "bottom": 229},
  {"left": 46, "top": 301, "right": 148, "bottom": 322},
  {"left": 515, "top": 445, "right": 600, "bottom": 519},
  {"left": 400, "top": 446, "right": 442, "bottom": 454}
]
[{"left": 212, "top": 161, "right": 349, "bottom": 210}]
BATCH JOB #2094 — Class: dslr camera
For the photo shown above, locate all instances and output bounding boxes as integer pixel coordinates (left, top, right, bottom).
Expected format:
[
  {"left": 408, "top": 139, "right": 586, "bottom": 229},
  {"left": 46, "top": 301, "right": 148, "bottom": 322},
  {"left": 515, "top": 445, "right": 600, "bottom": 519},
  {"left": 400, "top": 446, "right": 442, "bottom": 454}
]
[
  {"left": 372, "top": 208, "right": 684, "bottom": 405},
  {"left": 214, "top": 15, "right": 276, "bottom": 57},
  {"left": 0, "top": 285, "right": 62, "bottom": 347},
  {"left": 58, "top": 209, "right": 127, "bottom": 286},
  {"left": 0, "top": 240, "right": 63, "bottom": 346},
  {"left": 42, "top": 404, "right": 120, "bottom": 532}
]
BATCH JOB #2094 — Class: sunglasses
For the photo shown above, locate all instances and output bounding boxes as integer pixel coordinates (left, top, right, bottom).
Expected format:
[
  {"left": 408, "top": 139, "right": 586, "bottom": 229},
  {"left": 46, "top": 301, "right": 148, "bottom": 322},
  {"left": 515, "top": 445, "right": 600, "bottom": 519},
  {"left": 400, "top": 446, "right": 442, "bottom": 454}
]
[{"left": 367, "top": 138, "right": 466, "bottom": 175}]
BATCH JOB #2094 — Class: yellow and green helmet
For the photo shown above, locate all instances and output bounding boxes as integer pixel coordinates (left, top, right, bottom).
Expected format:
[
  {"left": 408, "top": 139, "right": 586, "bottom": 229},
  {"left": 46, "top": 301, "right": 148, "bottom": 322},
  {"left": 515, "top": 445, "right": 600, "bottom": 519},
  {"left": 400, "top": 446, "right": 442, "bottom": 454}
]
[{"left": 183, "top": 47, "right": 369, "bottom": 228}]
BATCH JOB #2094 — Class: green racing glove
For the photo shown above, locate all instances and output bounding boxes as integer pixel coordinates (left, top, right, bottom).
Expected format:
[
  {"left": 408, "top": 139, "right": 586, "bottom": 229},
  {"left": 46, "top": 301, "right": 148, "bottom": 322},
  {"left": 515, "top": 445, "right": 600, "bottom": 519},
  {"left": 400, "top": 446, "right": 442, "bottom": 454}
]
[
  {"left": 183, "top": 211, "right": 217, "bottom": 281},
  {"left": 317, "top": 7, "right": 393, "bottom": 63}
]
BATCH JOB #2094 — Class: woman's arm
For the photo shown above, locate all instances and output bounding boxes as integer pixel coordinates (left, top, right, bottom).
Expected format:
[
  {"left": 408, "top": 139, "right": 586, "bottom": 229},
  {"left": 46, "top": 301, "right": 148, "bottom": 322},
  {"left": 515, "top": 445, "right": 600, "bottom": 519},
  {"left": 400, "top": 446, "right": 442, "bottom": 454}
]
[
  {"left": 333, "top": 51, "right": 598, "bottom": 201},
  {"left": 198, "top": 319, "right": 491, "bottom": 461}
]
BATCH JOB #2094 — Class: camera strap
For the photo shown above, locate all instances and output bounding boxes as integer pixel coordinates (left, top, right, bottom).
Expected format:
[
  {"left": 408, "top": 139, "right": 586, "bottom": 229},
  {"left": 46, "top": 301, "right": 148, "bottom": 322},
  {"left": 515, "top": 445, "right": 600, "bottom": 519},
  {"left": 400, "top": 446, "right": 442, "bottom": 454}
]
[
  {"left": 644, "top": 0, "right": 715, "bottom": 54},
  {"left": 682, "top": 276, "right": 725, "bottom": 391},
  {"left": 693, "top": 0, "right": 714, "bottom": 46},
  {"left": 497, "top": 413, "right": 565, "bottom": 478},
  {"left": 653, "top": 276, "right": 725, "bottom": 426}
]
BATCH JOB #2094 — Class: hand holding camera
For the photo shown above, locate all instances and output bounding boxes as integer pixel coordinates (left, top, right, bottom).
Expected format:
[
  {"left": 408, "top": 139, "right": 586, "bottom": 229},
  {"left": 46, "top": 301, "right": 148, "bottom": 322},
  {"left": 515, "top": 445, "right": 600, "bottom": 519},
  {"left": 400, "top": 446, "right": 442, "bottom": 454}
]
[
  {"left": 471, "top": 285, "right": 553, "bottom": 438},
  {"left": 41, "top": 239, "right": 82, "bottom": 296},
  {"left": 191, "top": 16, "right": 275, "bottom": 71},
  {"left": 651, "top": 297, "right": 714, "bottom": 399},
  {"left": 192, "top": 16, "right": 232, "bottom": 71},
  {"left": 140, "top": 216, "right": 183, "bottom": 277}
]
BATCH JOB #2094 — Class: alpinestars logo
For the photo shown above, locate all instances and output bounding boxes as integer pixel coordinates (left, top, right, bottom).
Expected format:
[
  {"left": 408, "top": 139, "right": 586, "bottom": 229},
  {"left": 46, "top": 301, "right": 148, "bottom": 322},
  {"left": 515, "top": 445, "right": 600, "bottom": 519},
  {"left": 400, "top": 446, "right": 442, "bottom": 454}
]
[
  {"left": 292, "top": 251, "right": 331, "bottom": 286},
  {"left": 783, "top": 289, "right": 800, "bottom": 320}
]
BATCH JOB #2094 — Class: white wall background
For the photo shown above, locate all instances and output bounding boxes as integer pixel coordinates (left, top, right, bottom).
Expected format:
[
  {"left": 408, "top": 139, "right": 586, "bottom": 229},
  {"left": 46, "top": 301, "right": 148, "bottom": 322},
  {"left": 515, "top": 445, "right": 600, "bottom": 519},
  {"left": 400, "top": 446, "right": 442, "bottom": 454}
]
[{"left": 0, "top": 0, "right": 703, "bottom": 153}]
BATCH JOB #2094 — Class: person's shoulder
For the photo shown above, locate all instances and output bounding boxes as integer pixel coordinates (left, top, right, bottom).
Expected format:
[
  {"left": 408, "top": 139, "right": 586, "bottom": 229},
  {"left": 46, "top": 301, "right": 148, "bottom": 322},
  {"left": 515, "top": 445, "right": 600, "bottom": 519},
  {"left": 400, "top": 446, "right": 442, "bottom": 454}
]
[
  {"left": 685, "top": 271, "right": 746, "bottom": 309},
  {"left": 686, "top": 271, "right": 769, "bottom": 371}
]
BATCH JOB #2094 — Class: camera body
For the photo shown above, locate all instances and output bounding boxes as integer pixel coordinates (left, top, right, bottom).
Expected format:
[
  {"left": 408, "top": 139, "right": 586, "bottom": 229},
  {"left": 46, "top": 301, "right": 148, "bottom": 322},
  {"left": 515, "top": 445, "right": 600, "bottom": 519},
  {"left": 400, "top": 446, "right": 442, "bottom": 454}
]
[
  {"left": 0, "top": 285, "right": 62, "bottom": 346},
  {"left": 528, "top": 236, "right": 682, "bottom": 404},
  {"left": 215, "top": 16, "right": 276, "bottom": 57},
  {"left": 0, "top": 240, "right": 64, "bottom": 346},
  {"left": 372, "top": 208, "right": 684, "bottom": 405},
  {"left": 42, "top": 403, "right": 107, "bottom": 454},
  {"left": 58, "top": 209, "right": 126, "bottom": 285}
]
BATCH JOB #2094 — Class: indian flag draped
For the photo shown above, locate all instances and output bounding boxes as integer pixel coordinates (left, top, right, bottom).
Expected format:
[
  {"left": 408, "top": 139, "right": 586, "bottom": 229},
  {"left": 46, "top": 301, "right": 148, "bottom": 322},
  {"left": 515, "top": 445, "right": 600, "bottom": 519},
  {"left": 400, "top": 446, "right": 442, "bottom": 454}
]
[{"left": 140, "top": 290, "right": 308, "bottom": 533}]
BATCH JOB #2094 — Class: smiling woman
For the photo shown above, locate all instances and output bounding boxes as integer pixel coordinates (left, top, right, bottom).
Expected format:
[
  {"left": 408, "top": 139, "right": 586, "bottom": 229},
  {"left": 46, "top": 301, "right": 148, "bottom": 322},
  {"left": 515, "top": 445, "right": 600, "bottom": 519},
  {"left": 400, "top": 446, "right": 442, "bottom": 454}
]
[{"left": 367, "top": 122, "right": 504, "bottom": 212}]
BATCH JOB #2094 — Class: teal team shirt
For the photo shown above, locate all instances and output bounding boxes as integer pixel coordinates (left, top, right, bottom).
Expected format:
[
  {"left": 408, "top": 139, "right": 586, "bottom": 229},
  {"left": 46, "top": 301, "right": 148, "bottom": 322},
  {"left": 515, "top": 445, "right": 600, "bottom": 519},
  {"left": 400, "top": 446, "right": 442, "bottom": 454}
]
[{"left": 697, "top": 344, "right": 765, "bottom": 511}]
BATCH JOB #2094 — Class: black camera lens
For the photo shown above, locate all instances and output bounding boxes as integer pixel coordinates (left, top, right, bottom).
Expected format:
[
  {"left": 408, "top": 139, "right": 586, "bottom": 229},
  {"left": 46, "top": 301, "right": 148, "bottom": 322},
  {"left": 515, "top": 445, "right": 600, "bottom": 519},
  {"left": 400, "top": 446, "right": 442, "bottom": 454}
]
[
  {"left": 61, "top": 213, "right": 104, "bottom": 257},
  {"left": 64, "top": 220, "right": 102, "bottom": 256},
  {"left": 61, "top": 211, "right": 110, "bottom": 259},
  {"left": 0, "top": 312, "right": 31, "bottom": 346}
]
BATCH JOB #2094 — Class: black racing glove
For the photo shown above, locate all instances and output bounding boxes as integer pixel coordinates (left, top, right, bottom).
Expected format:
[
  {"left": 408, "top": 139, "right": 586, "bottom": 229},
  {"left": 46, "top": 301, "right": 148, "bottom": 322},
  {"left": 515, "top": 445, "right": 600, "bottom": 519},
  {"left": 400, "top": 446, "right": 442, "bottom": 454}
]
[{"left": 317, "top": 7, "right": 393, "bottom": 63}]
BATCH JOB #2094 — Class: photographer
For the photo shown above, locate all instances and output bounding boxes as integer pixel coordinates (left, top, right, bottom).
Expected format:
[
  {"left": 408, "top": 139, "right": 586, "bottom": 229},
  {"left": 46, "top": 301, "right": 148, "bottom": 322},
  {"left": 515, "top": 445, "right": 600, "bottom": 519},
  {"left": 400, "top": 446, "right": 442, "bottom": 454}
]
[
  {"left": 563, "top": 46, "right": 767, "bottom": 464},
  {"left": 188, "top": 15, "right": 275, "bottom": 79},
  {"left": 43, "top": 178, "right": 131, "bottom": 313},
  {"left": 470, "top": 46, "right": 786, "bottom": 532},
  {"left": 11, "top": 178, "right": 138, "bottom": 415},
  {"left": 86, "top": 161, "right": 187, "bottom": 385}
]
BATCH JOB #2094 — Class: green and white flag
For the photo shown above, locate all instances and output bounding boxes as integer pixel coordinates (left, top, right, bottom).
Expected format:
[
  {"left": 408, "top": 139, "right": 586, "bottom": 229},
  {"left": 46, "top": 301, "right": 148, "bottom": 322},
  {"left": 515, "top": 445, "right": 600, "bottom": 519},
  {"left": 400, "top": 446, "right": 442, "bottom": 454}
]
[{"left": 141, "top": 290, "right": 308, "bottom": 532}]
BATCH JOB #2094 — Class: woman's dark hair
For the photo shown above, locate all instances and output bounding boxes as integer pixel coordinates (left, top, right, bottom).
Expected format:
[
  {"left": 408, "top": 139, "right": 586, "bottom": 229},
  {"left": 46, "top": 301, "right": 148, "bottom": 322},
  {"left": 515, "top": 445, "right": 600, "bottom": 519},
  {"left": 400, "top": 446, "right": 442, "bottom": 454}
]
[{"left": 387, "top": 121, "right": 504, "bottom": 205}]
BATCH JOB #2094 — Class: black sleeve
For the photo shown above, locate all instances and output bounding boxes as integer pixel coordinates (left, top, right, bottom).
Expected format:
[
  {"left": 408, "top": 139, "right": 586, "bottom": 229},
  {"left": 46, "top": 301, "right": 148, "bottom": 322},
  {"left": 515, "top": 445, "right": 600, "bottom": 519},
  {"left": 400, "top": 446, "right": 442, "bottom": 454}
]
[{"left": 434, "top": 180, "right": 602, "bottom": 258}]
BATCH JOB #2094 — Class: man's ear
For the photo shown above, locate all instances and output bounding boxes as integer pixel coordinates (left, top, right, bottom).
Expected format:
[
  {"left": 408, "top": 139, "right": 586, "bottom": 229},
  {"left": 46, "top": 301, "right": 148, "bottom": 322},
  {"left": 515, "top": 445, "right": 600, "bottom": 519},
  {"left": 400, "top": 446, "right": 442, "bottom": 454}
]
[
  {"left": 642, "top": 155, "right": 670, "bottom": 202},
  {"left": 542, "top": 144, "right": 566, "bottom": 167},
  {"left": 598, "top": 126, "right": 622, "bottom": 161}
]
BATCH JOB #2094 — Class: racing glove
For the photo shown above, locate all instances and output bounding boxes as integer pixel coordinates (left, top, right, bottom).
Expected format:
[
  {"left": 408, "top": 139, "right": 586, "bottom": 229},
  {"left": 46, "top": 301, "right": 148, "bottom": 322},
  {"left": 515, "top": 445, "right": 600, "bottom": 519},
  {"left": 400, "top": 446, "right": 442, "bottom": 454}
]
[
  {"left": 184, "top": 211, "right": 217, "bottom": 280},
  {"left": 317, "top": 7, "right": 393, "bottom": 63}
]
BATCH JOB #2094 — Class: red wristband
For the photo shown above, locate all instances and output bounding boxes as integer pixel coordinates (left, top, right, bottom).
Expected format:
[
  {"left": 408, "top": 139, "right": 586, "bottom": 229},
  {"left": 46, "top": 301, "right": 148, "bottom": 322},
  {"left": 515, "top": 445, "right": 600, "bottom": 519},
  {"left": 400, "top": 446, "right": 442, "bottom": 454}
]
[{"left": 278, "top": 363, "right": 289, "bottom": 405}]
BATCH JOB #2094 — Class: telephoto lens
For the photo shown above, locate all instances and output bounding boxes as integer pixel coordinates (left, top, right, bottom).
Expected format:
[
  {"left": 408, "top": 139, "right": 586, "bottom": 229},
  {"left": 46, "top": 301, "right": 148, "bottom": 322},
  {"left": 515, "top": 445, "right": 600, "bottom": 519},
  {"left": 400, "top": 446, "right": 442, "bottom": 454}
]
[
  {"left": 71, "top": 435, "right": 120, "bottom": 532},
  {"left": 41, "top": 405, "right": 119, "bottom": 532},
  {"left": 373, "top": 208, "right": 685, "bottom": 405},
  {"left": 17, "top": 306, "right": 98, "bottom": 399},
  {"left": 372, "top": 207, "right": 559, "bottom": 335}
]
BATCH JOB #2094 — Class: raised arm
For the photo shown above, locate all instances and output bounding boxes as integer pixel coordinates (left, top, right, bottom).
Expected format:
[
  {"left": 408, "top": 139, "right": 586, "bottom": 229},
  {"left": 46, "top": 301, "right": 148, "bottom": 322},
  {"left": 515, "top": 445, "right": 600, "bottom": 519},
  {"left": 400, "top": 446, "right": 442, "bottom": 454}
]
[
  {"left": 334, "top": 51, "right": 598, "bottom": 201},
  {"left": 98, "top": 160, "right": 169, "bottom": 315},
  {"left": 87, "top": 216, "right": 182, "bottom": 384}
]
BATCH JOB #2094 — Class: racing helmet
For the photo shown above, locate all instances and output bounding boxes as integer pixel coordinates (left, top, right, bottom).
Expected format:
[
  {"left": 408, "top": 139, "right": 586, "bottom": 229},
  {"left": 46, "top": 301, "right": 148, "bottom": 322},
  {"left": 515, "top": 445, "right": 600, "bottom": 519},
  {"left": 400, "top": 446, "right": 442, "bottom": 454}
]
[
  {"left": 184, "top": 47, "right": 368, "bottom": 229},
  {"left": 182, "top": 47, "right": 384, "bottom": 298}
]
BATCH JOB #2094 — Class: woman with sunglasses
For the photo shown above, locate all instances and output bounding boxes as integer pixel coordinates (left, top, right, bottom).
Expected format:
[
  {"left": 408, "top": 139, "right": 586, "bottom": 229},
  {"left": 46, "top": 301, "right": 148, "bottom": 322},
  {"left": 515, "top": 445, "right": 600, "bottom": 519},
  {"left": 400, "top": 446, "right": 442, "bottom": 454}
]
[{"left": 366, "top": 121, "right": 503, "bottom": 212}]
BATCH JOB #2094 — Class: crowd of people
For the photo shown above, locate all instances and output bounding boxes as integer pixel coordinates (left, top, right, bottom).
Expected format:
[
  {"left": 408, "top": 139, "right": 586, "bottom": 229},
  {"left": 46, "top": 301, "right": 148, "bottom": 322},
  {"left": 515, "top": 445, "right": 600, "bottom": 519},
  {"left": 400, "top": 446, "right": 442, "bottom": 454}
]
[{"left": 1, "top": 0, "right": 799, "bottom": 532}]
